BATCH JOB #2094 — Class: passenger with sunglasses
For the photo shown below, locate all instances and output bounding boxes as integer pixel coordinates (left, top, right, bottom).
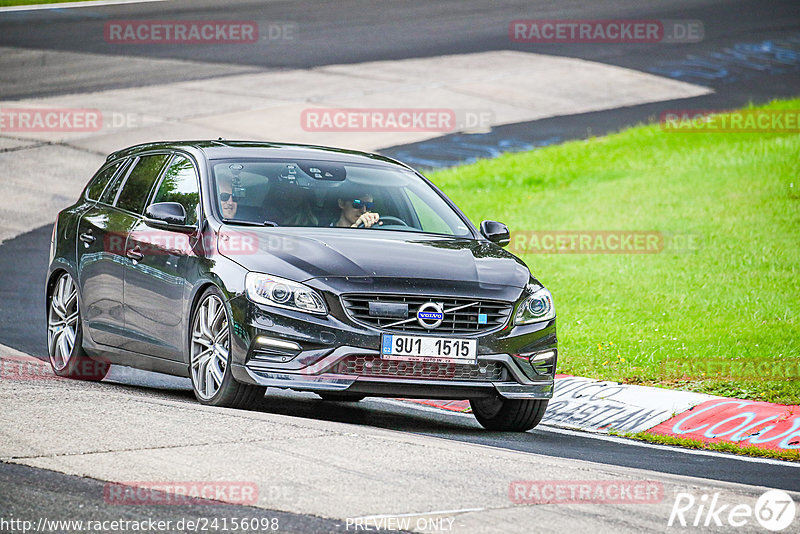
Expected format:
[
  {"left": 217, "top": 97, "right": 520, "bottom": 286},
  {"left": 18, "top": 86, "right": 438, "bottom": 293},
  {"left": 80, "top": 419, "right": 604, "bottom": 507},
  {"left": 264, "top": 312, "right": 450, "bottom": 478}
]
[{"left": 334, "top": 193, "right": 381, "bottom": 228}]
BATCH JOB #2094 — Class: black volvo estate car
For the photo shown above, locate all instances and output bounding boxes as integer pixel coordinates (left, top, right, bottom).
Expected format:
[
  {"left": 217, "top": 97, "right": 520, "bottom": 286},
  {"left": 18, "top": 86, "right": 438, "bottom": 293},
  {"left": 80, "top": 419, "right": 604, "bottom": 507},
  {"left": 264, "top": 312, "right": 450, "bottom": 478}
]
[{"left": 46, "top": 141, "right": 557, "bottom": 431}]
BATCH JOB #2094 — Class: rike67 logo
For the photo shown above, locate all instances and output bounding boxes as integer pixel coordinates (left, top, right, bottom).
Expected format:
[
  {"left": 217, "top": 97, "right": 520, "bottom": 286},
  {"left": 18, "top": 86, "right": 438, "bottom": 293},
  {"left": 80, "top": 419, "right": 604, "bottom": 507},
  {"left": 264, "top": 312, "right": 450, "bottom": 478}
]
[{"left": 669, "top": 489, "right": 797, "bottom": 531}]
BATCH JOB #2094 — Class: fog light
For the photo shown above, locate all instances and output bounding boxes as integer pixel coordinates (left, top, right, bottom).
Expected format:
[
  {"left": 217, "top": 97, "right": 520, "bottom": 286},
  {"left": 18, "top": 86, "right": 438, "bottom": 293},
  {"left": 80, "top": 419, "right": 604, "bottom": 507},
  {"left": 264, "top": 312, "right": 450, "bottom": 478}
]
[
  {"left": 526, "top": 349, "right": 557, "bottom": 375},
  {"left": 255, "top": 336, "right": 301, "bottom": 351},
  {"left": 530, "top": 350, "right": 556, "bottom": 363}
]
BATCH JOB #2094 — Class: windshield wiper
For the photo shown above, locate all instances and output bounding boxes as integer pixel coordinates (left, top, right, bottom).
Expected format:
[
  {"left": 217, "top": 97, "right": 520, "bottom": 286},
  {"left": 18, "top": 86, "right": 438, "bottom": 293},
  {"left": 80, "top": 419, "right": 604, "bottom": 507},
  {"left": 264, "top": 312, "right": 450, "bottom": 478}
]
[{"left": 222, "top": 219, "right": 279, "bottom": 227}]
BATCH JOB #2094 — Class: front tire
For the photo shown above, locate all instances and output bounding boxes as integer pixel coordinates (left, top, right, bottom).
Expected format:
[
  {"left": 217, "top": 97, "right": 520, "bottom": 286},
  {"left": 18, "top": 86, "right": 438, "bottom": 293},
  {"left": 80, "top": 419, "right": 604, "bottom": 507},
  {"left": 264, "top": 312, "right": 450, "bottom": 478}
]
[
  {"left": 470, "top": 396, "right": 548, "bottom": 432},
  {"left": 47, "top": 272, "right": 109, "bottom": 381},
  {"left": 189, "top": 287, "right": 265, "bottom": 408}
]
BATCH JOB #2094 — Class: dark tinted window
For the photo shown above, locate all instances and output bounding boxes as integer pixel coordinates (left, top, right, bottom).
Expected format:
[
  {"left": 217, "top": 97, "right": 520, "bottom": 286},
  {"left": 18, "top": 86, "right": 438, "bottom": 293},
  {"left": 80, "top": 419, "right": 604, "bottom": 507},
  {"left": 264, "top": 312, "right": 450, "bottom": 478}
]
[
  {"left": 151, "top": 155, "right": 201, "bottom": 226},
  {"left": 115, "top": 154, "right": 170, "bottom": 214},
  {"left": 99, "top": 159, "right": 131, "bottom": 205},
  {"left": 85, "top": 161, "right": 122, "bottom": 201}
]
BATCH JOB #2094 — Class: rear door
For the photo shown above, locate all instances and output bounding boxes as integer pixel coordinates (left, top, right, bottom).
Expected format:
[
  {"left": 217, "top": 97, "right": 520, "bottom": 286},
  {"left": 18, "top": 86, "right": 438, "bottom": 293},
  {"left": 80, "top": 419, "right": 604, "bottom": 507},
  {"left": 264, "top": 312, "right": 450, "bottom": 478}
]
[
  {"left": 76, "top": 158, "right": 135, "bottom": 346},
  {"left": 78, "top": 153, "right": 170, "bottom": 349},
  {"left": 123, "top": 154, "right": 202, "bottom": 360}
]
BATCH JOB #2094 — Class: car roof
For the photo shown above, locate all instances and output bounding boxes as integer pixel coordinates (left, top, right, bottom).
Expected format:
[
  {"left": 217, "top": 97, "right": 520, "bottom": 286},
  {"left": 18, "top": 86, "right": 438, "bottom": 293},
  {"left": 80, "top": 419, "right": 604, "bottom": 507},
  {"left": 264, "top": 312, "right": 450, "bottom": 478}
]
[{"left": 105, "top": 140, "right": 413, "bottom": 170}]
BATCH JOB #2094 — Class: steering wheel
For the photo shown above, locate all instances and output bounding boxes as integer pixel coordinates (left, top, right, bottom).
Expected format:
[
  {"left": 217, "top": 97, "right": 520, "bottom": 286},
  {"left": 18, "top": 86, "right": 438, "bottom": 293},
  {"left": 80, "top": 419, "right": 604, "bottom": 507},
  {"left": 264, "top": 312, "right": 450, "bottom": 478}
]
[{"left": 356, "top": 215, "right": 408, "bottom": 228}]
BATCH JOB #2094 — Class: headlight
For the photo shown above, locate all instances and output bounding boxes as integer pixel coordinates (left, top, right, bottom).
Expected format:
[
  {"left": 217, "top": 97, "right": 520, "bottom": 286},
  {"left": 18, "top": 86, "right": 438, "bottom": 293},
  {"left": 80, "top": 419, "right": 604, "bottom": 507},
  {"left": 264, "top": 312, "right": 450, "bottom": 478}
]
[
  {"left": 515, "top": 286, "right": 555, "bottom": 324},
  {"left": 245, "top": 272, "right": 327, "bottom": 315}
]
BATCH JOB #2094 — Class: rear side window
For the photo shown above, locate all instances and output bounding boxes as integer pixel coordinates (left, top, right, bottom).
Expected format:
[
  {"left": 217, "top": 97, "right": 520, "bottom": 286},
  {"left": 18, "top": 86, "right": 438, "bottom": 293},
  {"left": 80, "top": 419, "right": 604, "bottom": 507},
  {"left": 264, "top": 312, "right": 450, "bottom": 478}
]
[
  {"left": 115, "top": 154, "right": 170, "bottom": 214},
  {"left": 151, "top": 155, "right": 201, "bottom": 226},
  {"left": 99, "top": 159, "right": 131, "bottom": 205},
  {"left": 85, "top": 161, "right": 122, "bottom": 201}
]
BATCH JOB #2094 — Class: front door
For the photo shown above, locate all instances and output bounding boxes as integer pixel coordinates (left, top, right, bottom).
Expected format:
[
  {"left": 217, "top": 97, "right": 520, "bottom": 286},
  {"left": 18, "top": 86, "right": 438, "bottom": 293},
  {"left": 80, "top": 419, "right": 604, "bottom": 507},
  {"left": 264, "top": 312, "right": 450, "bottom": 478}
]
[{"left": 123, "top": 154, "right": 202, "bottom": 360}]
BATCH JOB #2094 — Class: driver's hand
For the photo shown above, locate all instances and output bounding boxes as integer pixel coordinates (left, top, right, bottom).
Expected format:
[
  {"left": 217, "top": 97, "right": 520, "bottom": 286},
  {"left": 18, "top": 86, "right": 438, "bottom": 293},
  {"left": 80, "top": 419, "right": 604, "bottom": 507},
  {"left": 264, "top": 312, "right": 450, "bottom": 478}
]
[{"left": 353, "top": 212, "right": 381, "bottom": 228}]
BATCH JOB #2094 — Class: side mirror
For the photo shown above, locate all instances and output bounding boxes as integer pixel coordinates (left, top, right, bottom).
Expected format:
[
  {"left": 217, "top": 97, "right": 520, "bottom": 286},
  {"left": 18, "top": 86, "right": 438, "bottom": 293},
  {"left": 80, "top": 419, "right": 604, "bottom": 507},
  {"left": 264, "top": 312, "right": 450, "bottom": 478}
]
[
  {"left": 480, "top": 220, "right": 510, "bottom": 247},
  {"left": 145, "top": 202, "right": 192, "bottom": 231}
]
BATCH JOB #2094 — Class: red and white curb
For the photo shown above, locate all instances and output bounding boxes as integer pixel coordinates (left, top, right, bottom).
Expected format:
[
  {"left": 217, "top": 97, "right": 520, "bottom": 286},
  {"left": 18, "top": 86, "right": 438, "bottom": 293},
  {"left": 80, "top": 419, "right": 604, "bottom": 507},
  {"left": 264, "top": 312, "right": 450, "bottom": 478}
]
[
  {"left": 537, "top": 375, "right": 717, "bottom": 433},
  {"left": 650, "top": 399, "right": 800, "bottom": 451},
  {"left": 403, "top": 375, "right": 800, "bottom": 452}
]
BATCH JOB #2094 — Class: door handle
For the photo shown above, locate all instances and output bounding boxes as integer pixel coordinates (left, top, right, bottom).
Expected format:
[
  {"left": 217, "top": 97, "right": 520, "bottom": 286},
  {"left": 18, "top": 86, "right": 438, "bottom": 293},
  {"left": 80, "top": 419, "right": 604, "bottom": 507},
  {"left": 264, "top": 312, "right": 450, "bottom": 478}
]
[
  {"left": 79, "top": 231, "right": 95, "bottom": 244},
  {"left": 126, "top": 247, "right": 144, "bottom": 262}
]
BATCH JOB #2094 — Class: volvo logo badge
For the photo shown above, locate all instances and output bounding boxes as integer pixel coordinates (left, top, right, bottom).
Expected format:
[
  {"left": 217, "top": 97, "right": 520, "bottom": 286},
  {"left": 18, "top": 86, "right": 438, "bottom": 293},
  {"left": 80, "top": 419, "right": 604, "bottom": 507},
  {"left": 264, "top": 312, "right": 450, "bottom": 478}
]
[{"left": 416, "top": 302, "right": 444, "bottom": 329}]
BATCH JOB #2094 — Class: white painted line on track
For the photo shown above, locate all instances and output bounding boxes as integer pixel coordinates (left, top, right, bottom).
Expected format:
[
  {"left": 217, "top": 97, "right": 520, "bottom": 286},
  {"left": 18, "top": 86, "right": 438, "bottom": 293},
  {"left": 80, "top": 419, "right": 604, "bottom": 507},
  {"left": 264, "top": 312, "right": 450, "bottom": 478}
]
[
  {"left": 0, "top": 0, "right": 165, "bottom": 13},
  {"left": 373, "top": 399, "right": 800, "bottom": 467},
  {"left": 354, "top": 507, "right": 486, "bottom": 520}
]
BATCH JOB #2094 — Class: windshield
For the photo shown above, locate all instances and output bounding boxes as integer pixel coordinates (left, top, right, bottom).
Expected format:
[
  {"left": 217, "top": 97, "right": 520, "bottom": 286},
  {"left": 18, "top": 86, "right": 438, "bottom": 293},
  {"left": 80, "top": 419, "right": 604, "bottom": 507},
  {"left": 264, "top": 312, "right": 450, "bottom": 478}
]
[{"left": 210, "top": 159, "right": 472, "bottom": 237}]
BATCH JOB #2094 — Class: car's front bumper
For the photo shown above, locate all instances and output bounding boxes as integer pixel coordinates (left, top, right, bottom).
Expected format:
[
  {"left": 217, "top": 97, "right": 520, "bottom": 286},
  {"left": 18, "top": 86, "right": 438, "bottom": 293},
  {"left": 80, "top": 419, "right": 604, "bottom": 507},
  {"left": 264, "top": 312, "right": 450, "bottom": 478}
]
[{"left": 227, "top": 293, "right": 557, "bottom": 400}]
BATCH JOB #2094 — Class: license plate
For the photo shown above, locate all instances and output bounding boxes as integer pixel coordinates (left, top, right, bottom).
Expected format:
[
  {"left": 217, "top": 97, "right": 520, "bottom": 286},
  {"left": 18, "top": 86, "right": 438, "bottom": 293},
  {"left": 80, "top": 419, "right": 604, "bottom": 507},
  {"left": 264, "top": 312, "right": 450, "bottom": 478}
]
[{"left": 381, "top": 334, "right": 476, "bottom": 363}]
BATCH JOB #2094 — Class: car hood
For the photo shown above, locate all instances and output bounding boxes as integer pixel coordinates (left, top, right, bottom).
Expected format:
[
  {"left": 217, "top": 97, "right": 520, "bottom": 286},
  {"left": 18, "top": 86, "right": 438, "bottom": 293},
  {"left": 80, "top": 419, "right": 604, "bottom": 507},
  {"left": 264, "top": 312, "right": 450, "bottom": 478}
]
[{"left": 219, "top": 226, "right": 530, "bottom": 289}]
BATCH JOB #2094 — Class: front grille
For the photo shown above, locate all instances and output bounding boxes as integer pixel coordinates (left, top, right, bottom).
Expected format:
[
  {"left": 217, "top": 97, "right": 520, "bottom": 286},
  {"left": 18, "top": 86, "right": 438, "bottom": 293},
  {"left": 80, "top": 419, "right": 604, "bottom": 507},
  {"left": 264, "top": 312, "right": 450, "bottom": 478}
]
[
  {"left": 340, "top": 294, "right": 513, "bottom": 334},
  {"left": 333, "top": 355, "right": 507, "bottom": 381}
]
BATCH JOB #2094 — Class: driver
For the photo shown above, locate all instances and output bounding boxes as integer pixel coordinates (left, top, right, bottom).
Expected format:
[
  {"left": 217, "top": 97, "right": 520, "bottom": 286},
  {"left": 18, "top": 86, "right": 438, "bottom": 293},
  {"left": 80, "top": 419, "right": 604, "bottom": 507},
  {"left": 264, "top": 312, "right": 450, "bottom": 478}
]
[
  {"left": 334, "top": 192, "right": 382, "bottom": 228},
  {"left": 218, "top": 176, "right": 238, "bottom": 219}
]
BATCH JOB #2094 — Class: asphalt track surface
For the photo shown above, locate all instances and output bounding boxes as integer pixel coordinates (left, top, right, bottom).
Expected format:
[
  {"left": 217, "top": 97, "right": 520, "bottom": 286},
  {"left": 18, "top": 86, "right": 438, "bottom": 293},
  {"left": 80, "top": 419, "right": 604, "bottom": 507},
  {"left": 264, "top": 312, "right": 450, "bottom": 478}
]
[
  {"left": 2, "top": 0, "right": 799, "bottom": 166},
  {"left": 0, "top": 0, "right": 798, "bottom": 96},
  {"left": 1, "top": 0, "right": 800, "bottom": 526},
  {"left": 0, "top": 462, "right": 370, "bottom": 534}
]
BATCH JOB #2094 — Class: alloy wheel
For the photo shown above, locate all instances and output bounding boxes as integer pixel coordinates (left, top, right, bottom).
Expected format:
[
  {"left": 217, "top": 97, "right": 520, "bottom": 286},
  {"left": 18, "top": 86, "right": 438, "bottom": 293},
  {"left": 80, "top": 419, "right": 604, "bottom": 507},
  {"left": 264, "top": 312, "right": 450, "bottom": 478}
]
[
  {"left": 48, "top": 272, "right": 79, "bottom": 371},
  {"left": 191, "top": 294, "right": 230, "bottom": 400}
]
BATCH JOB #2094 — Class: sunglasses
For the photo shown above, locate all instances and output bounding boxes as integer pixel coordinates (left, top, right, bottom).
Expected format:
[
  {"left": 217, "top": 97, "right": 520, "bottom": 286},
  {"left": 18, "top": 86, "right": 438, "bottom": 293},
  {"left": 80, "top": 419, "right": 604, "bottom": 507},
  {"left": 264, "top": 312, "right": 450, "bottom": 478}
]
[
  {"left": 219, "top": 192, "right": 238, "bottom": 202},
  {"left": 351, "top": 199, "right": 374, "bottom": 210}
]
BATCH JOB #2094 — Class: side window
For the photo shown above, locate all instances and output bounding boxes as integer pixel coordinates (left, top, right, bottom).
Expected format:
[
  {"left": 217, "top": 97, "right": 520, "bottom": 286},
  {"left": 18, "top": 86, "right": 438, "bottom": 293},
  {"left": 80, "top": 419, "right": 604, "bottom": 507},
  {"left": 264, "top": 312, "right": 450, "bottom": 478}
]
[
  {"left": 99, "top": 159, "right": 131, "bottom": 205},
  {"left": 151, "top": 155, "right": 201, "bottom": 226},
  {"left": 85, "top": 161, "right": 122, "bottom": 201},
  {"left": 115, "top": 154, "right": 170, "bottom": 214}
]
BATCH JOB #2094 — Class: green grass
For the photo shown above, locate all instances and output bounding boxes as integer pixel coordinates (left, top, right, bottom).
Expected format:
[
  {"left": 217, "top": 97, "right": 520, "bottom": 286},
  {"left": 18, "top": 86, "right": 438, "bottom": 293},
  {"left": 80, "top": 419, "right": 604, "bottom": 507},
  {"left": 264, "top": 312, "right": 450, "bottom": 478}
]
[
  {"left": 0, "top": 0, "right": 90, "bottom": 6},
  {"left": 609, "top": 430, "right": 800, "bottom": 462},
  {"left": 429, "top": 98, "right": 800, "bottom": 405}
]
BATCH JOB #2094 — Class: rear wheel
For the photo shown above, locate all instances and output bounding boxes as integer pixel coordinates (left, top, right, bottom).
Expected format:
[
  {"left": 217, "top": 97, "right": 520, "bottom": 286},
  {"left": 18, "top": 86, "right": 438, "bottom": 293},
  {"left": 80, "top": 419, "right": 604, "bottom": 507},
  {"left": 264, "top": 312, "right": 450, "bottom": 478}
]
[
  {"left": 190, "top": 287, "right": 265, "bottom": 408},
  {"left": 316, "top": 393, "right": 366, "bottom": 402},
  {"left": 47, "top": 272, "right": 109, "bottom": 381},
  {"left": 470, "top": 396, "right": 548, "bottom": 432}
]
